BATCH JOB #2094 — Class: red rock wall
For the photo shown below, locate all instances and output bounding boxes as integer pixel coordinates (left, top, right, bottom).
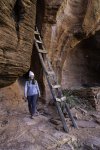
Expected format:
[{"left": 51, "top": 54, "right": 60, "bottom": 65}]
[
  {"left": 0, "top": 0, "right": 100, "bottom": 107},
  {"left": 0, "top": 0, "right": 36, "bottom": 88},
  {"left": 42, "top": 0, "right": 100, "bottom": 86}
]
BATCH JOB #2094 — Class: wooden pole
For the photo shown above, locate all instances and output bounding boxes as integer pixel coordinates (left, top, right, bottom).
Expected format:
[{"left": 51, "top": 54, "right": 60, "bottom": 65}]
[
  {"left": 65, "top": 103, "right": 78, "bottom": 128},
  {"left": 35, "top": 44, "right": 69, "bottom": 132}
]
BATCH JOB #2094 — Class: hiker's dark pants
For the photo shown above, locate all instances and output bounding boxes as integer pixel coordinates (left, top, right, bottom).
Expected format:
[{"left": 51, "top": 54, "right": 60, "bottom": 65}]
[{"left": 27, "top": 94, "right": 38, "bottom": 116}]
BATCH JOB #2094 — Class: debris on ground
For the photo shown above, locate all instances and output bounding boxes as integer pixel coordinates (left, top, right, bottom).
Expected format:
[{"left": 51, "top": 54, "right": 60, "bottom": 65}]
[
  {"left": 84, "top": 137, "right": 100, "bottom": 150},
  {"left": 0, "top": 101, "right": 100, "bottom": 150}
]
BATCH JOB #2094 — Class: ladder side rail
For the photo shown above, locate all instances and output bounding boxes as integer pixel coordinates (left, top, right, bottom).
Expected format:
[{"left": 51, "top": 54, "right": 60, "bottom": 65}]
[
  {"left": 65, "top": 103, "right": 78, "bottom": 128},
  {"left": 35, "top": 43, "right": 57, "bottom": 83},
  {"left": 35, "top": 32, "right": 52, "bottom": 71},
  {"left": 35, "top": 42, "right": 61, "bottom": 91},
  {"left": 35, "top": 28, "right": 56, "bottom": 72},
  {"left": 45, "top": 55, "right": 55, "bottom": 72},
  {"left": 35, "top": 42, "right": 48, "bottom": 75},
  {"left": 45, "top": 56, "right": 53, "bottom": 70},
  {"left": 35, "top": 27, "right": 78, "bottom": 131},
  {"left": 45, "top": 74, "right": 69, "bottom": 133},
  {"left": 55, "top": 87, "right": 78, "bottom": 128},
  {"left": 45, "top": 56, "right": 60, "bottom": 85},
  {"left": 34, "top": 39, "right": 69, "bottom": 132},
  {"left": 35, "top": 28, "right": 45, "bottom": 50},
  {"left": 35, "top": 36, "right": 64, "bottom": 98}
]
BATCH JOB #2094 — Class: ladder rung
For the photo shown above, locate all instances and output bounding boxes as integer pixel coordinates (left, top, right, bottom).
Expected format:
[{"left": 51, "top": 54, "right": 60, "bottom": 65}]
[
  {"left": 61, "top": 96, "right": 66, "bottom": 101},
  {"left": 38, "top": 49, "right": 47, "bottom": 54},
  {"left": 34, "top": 31, "right": 39, "bottom": 35},
  {"left": 47, "top": 71, "right": 55, "bottom": 75},
  {"left": 56, "top": 96, "right": 66, "bottom": 102},
  {"left": 35, "top": 26, "right": 38, "bottom": 31},
  {"left": 56, "top": 98, "right": 61, "bottom": 102},
  {"left": 52, "top": 85, "right": 61, "bottom": 89},
  {"left": 35, "top": 39, "right": 42, "bottom": 44}
]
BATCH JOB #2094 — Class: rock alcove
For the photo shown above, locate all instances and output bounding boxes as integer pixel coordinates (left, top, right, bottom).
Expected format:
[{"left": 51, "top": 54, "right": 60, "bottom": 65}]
[{"left": 62, "top": 31, "right": 100, "bottom": 89}]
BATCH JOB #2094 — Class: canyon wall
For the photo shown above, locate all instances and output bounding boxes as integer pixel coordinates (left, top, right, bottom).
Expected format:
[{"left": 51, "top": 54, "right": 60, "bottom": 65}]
[
  {"left": 42, "top": 0, "right": 100, "bottom": 86},
  {"left": 0, "top": 0, "right": 100, "bottom": 107},
  {"left": 0, "top": 0, "right": 36, "bottom": 88}
]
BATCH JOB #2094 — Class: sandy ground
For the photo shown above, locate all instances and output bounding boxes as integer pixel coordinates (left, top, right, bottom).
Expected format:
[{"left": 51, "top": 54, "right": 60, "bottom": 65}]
[
  {"left": 0, "top": 82, "right": 100, "bottom": 150},
  {"left": 0, "top": 99, "right": 100, "bottom": 150}
]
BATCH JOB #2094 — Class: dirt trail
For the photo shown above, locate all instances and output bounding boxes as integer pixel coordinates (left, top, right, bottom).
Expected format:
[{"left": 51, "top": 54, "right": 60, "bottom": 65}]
[
  {"left": 0, "top": 110, "right": 77, "bottom": 150},
  {"left": 0, "top": 81, "right": 100, "bottom": 150},
  {"left": 0, "top": 99, "right": 100, "bottom": 150}
]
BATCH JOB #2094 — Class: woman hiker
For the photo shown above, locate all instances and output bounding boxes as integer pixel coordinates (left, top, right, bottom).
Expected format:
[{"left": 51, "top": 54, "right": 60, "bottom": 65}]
[{"left": 24, "top": 71, "right": 41, "bottom": 119}]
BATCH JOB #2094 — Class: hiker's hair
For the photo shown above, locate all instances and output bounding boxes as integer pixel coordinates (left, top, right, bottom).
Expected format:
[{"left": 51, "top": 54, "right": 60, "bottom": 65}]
[
  {"left": 29, "top": 77, "right": 36, "bottom": 84},
  {"left": 32, "top": 78, "right": 36, "bottom": 84}
]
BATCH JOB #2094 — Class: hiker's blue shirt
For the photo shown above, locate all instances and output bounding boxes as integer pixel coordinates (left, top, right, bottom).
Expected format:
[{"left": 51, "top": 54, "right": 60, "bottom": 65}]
[{"left": 24, "top": 80, "right": 40, "bottom": 97}]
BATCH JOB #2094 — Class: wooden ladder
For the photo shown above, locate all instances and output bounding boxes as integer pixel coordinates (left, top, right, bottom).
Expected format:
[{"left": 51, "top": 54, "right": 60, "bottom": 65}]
[{"left": 34, "top": 27, "right": 78, "bottom": 132}]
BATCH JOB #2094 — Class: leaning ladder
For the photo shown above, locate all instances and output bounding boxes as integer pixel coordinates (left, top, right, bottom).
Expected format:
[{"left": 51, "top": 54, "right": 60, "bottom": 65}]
[{"left": 34, "top": 27, "right": 78, "bottom": 132}]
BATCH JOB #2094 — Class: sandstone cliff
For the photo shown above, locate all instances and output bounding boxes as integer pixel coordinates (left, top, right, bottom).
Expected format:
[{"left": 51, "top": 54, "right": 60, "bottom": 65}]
[
  {"left": 0, "top": 0, "right": 36, "bottom": 88},
  {"left": 0, "top": 2, "right": 100, "bottom": 149},
  {"left": 0, "top": 0, "right": 100, "bottom": 96},
  {"left": 42, "top": 0, "right": 100, "bottom": 86}
]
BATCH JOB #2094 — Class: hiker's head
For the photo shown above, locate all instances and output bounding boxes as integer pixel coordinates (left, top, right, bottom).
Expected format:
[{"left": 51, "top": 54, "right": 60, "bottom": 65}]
[{"left": 29, "top": 71, "right": 34, "bottom": 80}]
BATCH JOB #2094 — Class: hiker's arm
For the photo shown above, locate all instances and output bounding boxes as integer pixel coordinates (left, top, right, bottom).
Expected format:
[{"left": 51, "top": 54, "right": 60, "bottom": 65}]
[{"left": 36, "top": 81, "right": 41, "bottom": 97}]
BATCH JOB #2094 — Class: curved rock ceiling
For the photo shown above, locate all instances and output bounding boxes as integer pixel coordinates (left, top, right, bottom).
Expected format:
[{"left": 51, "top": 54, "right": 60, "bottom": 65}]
[{"left": 42, "top": 0, "right": 100, "bottom": 83}]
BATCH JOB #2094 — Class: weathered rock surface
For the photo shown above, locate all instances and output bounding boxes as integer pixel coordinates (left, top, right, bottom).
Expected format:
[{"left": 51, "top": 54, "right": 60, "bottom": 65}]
[
  {"left": 0, "top": 0, "right": 100, "bottom": 91},
  {"left": 0, "top": 0, "right": 36, "bottom": 87},
  {"left": 77, "top": 120, "right": 98, "bottom": 128},
  {"left": 84, "top": 137, "right": 100, "bottom": 150},
  {"left": 41, "top": 0, "right": 100, "bottom": 106},
  {"left": 42, "top": 0, "right": 100, "bottom": 84},
  {"left": 0, "top": 80, "right": 25, "bottom": 112},
  {"left": 0, "top": 110, "right": 78, "bottom": 150}
]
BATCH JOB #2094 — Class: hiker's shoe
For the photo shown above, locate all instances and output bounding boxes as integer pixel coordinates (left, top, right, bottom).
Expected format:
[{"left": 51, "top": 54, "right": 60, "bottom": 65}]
[
  {"left": 33, "top": 113, "right": 39, "bottom": 117},
  {"left": 35, "top": 110, "right": 40, "bottom": 114},
  {"left": 30, "top": 115, "right": 34, "bottom": 119},
  {"left": 36, "top": 111, "right": 40, "bottom": 115},
  {"left": 34, "top": 114, "right": 38, "bottom": 116}
]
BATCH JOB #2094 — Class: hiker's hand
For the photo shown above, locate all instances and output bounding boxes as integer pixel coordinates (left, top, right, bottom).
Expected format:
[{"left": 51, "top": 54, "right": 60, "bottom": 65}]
[
  {"left": 38, "top": 93, "right": 41, "bottom": 98},
  {"left": 25, "top": 97, "right": 27, "bottom": 102},
  {"left": 39, "top": 94, "right": 41, "bottom": 98},
  {"left": 23, "top": 97, "right": 27, "bottom": 102}
]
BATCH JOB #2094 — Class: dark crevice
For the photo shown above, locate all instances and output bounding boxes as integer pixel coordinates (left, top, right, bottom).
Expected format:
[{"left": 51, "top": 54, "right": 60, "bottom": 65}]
[
  {"left": 36, "top": 0, "right": 45, "bottom": 34},
  {"left": 81, "top": 34, "right": 100, "bottom": 86},
  {"left": 13, "top": 0, "right": 25, "bottom": 37}
]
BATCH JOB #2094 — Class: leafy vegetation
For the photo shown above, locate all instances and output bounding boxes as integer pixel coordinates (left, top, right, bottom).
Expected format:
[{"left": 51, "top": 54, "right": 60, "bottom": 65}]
[{"left": 63, "top": 89, "right": 94, "bottom": 110}]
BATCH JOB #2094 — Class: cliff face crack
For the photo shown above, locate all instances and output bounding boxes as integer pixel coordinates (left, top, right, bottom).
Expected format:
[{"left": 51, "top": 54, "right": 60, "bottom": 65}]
[
  {"left": 36, "top": 0, "right": 45, "bottom": 33},
  {"left": 13, "top": 0, "right": 25, "bottom": 38}
]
